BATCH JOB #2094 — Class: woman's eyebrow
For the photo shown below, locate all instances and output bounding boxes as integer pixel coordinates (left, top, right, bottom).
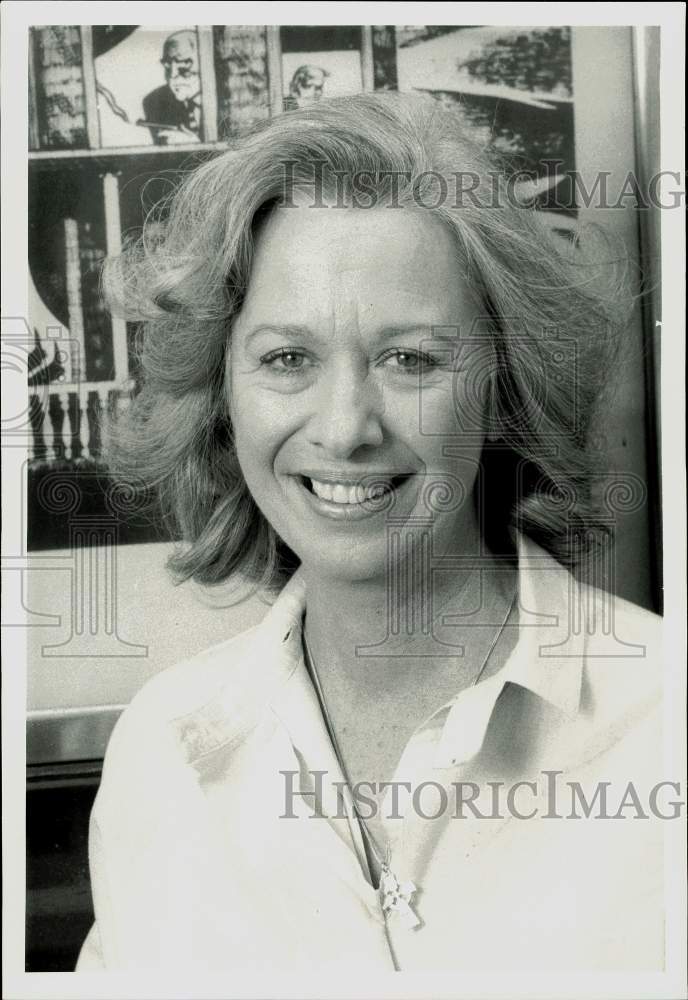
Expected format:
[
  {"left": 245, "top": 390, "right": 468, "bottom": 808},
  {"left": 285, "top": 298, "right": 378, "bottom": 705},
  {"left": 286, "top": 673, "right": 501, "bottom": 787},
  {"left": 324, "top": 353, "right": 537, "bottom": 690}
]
[
  {"left": 243, "top": 324, "right": 313, "bottom": 345},
  {"left": 243, "top": 323, "right": 460, "bottom": 345}
]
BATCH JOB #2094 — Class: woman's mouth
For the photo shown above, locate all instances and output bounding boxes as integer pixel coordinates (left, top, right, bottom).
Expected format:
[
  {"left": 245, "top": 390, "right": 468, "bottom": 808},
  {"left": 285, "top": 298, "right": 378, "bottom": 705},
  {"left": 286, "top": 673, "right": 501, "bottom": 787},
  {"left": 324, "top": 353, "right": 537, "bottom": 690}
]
[
  {"left": 307, "top": 477, "right": 394, "bottom": 504},
  {"left": 295, "top": 474, "right": 413, "bottom": 520}
]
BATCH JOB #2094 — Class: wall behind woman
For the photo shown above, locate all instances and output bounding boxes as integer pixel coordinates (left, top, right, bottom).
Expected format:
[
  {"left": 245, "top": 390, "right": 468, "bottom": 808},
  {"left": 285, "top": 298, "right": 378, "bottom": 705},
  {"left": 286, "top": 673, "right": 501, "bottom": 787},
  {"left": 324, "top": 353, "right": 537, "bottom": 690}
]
[
  {"left": 570, "top": 26, "right": 660, "bottom": 614},
  {"left": 25, "top": 24, "right": 660, "bottom": 716}
]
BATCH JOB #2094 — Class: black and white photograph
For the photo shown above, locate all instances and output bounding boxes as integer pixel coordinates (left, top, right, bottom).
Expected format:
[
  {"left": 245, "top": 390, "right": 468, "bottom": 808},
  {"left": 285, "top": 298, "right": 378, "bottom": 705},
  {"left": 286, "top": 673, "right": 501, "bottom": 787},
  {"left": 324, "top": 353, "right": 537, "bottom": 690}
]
[
  {"left": 281, "top": 26, "right": 363, "bottom": 109},
  {"left": 2, "top": 4, "right": 686, "bottom": 999},
  {"left": 95, "top": 26, "right": 206, "bottom": 147}
]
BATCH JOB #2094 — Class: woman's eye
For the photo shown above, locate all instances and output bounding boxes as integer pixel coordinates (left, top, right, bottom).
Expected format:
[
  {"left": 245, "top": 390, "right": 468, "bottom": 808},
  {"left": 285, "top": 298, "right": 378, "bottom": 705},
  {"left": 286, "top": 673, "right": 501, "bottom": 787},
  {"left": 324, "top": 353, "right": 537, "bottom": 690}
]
[
  {"left": 258, "top": 347, "right": 440, "bottom": 378},
  {"left": 259, "top": 349, "right": 311, "bottom": 374},
  {"left": 380, "top": 349, "right": 436, "bottom": 373}
]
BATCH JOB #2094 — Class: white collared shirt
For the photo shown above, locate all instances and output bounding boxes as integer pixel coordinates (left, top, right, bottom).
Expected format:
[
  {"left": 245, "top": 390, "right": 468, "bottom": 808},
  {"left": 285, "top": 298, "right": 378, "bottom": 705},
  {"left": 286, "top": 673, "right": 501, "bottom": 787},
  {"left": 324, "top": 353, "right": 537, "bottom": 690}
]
[{"left": 77, "top": 535, "right": 666, "bottom": 973}]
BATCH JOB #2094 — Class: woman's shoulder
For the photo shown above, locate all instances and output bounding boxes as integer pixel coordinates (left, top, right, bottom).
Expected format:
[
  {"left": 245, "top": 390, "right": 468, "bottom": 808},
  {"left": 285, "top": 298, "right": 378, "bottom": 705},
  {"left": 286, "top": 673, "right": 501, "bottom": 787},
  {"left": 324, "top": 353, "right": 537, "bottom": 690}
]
[
  {"left": 519, "top": 535, "right": 663, "bottom": 658},
  {"left": 123, "top": 619, "right": 268, "bottom": 727},
  {"left": 518, "top": 536, "right": 663, "bottom": 725},
  {"left": 575, "top": 575, "right": 663, "bottom": 663},
  {"left": 93, "top": 622, "right": 266, "bottom": 810},
  {"left": 573, "top": 580, "right": 664, "bottom": 739},
  {"left": 96, "top": 572, "right": 307, "bottom": 805},
  {"left": 580, "top": 579, "right": 663, "bottom": 651}
]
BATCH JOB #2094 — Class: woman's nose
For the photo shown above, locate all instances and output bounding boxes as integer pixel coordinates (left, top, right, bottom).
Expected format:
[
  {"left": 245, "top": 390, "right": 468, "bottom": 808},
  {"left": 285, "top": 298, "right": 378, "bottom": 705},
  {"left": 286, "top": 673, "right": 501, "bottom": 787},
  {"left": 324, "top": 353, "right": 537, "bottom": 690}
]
[{"left": 306, "top": 362, "right": 384, "bottom": 457}]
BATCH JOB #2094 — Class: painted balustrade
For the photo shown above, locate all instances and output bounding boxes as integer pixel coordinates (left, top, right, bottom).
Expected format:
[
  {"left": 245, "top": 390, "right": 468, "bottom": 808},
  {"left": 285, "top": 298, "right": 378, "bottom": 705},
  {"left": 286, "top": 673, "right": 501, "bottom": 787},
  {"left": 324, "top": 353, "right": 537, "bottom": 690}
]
[{"left": 28, "top": 380, "right": 134, "bottom": 465}]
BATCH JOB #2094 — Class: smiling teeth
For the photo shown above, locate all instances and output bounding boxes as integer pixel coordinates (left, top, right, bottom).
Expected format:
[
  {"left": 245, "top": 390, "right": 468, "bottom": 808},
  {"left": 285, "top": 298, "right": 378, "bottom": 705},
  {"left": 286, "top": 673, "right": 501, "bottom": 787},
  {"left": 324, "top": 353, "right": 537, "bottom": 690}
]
[{"left": 310, "top": 479, "right": 390, "bottom": 504}]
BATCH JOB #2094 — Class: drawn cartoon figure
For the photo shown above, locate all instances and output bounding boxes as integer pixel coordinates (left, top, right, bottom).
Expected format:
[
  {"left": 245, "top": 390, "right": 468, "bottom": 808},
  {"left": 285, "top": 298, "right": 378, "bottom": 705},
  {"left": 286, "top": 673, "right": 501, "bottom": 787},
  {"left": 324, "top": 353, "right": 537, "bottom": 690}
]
[
  {"left": 286, "top": 65, "right": 330, "bottom": 109},
  {"left": 141, "top": 30, "right": 202, "bottom": 144}
]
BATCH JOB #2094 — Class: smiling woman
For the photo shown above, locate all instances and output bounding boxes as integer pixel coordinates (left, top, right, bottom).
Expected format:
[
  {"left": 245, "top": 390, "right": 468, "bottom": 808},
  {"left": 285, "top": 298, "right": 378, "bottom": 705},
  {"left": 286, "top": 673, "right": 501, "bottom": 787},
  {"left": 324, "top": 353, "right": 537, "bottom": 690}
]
[
  {"left": 104, "top": 93, "right": 622, "bottom": 587},
  {"left": 77, "top": 93, "right": 666, "bottom": 975},
  {"left": 228, "top": 201, "right": 489, "bottom": 587}
]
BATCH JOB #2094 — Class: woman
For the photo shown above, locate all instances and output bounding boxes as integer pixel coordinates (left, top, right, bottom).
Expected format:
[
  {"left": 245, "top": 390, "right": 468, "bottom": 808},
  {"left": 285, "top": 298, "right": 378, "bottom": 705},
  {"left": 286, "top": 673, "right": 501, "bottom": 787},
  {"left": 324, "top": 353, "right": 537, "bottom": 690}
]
[{"left": 77, "top": 93, "right": 664, "bottom": 974}]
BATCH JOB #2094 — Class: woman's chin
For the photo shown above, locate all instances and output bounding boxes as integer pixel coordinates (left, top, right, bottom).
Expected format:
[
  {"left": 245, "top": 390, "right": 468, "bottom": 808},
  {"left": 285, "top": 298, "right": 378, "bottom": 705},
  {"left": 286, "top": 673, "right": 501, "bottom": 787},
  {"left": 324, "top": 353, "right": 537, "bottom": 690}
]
[{"left": 295, "top": 543, "right": 391, "bottom": 585}]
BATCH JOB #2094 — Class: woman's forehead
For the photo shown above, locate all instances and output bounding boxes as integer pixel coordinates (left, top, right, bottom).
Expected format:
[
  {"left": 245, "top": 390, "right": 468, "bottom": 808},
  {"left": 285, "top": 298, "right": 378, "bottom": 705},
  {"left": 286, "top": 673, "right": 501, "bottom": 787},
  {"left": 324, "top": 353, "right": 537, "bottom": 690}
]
[
  {"left": 236, "top": 206, "right": 479, "bottom": 335},
  {"left": 251, "top": 204, "right": 460, "bottom": 286}
]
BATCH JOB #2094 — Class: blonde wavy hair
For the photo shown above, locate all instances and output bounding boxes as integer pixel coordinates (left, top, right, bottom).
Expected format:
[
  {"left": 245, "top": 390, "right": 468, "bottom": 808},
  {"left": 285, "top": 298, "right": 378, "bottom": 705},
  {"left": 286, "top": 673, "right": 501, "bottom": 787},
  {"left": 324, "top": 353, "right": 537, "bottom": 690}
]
[{"left": 103, "top": 91, "right": 626, "bottom": 591}]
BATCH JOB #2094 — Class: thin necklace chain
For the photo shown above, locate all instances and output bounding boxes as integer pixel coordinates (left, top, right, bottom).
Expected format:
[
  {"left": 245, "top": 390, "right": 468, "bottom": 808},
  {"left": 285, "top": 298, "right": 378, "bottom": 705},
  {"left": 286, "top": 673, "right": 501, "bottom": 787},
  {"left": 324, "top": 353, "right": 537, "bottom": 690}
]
[{"left": 302, "top": 584, "right": 518, "bottom": 878}]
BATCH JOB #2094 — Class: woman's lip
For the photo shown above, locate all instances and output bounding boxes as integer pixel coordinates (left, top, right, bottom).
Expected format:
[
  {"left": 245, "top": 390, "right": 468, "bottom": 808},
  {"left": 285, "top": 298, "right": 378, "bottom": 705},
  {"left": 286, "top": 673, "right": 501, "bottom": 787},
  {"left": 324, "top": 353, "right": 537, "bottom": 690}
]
[
  {"left": 297, "top": 471, "right": 414, "bottom": 486},
  {"left": 292, "top": 474, "right": 413, "bottom": 521}
]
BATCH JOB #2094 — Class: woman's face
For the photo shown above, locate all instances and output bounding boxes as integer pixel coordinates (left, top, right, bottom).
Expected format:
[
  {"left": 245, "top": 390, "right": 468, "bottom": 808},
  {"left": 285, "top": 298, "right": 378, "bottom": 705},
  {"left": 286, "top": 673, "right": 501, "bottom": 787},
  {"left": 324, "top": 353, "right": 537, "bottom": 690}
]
[{"left": 228, "top": 201, "right": 490, "bottom": 582}]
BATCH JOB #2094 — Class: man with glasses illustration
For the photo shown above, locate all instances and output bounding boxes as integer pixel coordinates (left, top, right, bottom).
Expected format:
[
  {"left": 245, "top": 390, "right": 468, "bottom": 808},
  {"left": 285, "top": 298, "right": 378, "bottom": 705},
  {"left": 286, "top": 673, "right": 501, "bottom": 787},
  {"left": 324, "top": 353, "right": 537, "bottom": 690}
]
[{"left": 142, "top": 30, "right": 202, "bottom": 145}]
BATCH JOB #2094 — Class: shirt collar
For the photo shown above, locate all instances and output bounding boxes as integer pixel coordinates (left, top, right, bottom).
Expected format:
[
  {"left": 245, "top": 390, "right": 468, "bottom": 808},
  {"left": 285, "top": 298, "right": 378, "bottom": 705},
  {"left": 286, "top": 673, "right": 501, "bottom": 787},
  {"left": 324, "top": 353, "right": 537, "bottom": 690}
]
[
  {"left": 506, "top": 531, "right": 585, "bottom": 717},
  {"left": 434, "top": 533, "right": 585, "bottom": 767},
  {"left": 173, "top": 533, "right": 584, "bottom": 767},
  {"left": 171, "top": 572, "right": 306, "bottom": 765}
]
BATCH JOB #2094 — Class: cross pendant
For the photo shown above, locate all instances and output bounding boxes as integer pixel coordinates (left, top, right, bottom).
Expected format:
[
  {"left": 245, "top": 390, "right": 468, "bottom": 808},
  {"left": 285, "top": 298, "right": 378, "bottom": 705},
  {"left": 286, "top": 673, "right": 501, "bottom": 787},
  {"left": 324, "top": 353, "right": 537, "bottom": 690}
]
[{"left": 379, "top": 863, "right": 421, "bottom": 929}]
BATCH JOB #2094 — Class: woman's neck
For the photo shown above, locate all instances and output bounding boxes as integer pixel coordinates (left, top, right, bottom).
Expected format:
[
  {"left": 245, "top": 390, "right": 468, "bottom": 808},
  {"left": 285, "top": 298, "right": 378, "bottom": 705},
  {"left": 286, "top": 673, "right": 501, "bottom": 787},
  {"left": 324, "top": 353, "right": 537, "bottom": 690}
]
[{"left": 300, "top": 520, "right": 515, "bottom": 686}]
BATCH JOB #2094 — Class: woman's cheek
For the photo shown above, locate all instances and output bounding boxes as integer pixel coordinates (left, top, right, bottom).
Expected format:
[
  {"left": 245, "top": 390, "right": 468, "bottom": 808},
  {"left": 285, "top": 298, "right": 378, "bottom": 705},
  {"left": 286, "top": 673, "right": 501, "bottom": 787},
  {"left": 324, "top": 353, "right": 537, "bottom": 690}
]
[
  {"left": 232, "top": 385, "right": 282, "bottom": 442},
  {"left": 403, "top": 381, "right": 470, "bottom": 441}
]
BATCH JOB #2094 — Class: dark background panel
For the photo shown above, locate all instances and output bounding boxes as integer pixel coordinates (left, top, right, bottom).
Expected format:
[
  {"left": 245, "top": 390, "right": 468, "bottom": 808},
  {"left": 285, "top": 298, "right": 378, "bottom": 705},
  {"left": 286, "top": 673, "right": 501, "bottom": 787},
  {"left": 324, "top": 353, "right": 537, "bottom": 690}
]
[
  {"left": 26, "top": 774, "right": 100, "bottom": 972},
  {"left": 280, "top": 26, "right": 362, "bottom": 52}
]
